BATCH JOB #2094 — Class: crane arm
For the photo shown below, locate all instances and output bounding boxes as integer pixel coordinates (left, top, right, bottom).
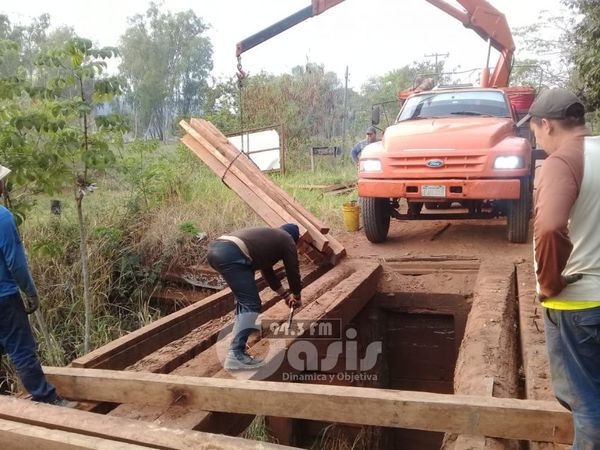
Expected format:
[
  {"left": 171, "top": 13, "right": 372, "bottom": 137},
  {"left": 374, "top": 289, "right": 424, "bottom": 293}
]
[
  {"left": 424, "top": 0, "right": 515, "bottom": 87},
  {"left": 236, "top": 0, "right": 345, "bottom": 57}
]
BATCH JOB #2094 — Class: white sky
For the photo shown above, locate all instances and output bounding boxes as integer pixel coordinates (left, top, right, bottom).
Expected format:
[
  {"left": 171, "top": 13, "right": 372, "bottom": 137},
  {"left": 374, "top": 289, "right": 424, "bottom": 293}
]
[{"left": 3, "top": 0, "right": 567, "bottom": 90}]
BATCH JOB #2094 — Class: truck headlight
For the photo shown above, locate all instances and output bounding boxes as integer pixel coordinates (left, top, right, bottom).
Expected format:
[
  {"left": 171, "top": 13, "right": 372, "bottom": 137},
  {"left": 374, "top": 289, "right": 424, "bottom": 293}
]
[
  {"left": 360, "top": 159, "right": 382, "bottom": 172},
  {"left": 494, "top": 156, "right": 524, "bottom": 169}
]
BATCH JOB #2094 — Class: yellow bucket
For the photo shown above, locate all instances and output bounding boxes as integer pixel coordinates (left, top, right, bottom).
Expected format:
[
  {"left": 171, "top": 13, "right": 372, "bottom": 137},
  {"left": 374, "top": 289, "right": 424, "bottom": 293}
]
[{"left": 342, "top": 201, "right": 360, "bottom": 232}]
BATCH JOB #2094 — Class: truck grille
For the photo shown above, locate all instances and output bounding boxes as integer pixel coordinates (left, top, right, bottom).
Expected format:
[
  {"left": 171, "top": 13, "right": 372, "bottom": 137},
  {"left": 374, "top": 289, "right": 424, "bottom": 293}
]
[{"left": 387, "top": 154, "right": 487, "bottom": 174}]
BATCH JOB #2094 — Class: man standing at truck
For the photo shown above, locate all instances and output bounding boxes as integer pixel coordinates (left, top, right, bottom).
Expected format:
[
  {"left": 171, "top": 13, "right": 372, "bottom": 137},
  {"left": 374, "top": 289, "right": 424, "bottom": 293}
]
[
  {"left": 350, "top": 126, "right": 378, "bottom": 164},
  {"left": 521, "top": 88, "right": 600, "bottom": 448},
  {"left": 0, "top": 165, "right": 67, "bottom": 406}
]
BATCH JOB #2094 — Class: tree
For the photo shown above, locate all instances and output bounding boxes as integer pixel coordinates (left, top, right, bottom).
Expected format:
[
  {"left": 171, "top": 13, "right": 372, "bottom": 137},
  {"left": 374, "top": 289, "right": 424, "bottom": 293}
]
[
  {"left": 360, "top": 61, "right": 445, "bottom": 129},
  {"left": 0, "top": 38, "right": 126, "bottom": 352},
  {"left": 563, "top": 0, "right": 600, "bottom": 110},
  {"left": 512, "top": 10, "right": 575, "bottom": 89},
  {"left": 238, "top": 63, "right": 346, "bottom": 167},
  {"left": 119, "top": 3, "right": 213, "bottom": 140}
]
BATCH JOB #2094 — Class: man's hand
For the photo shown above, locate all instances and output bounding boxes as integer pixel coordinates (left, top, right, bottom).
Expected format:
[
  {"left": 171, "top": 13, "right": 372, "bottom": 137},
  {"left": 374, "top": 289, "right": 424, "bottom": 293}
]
[
  {"left": 284, "top": 293, "right": 301, "bottom": 308},
  {"left": 536, "top": 274, "right": 583, "bottom": 302},
  {"left": 23, "top": 295, "right": 39, "bottom": 314},
  {"left": 563, "top": 273, "right": 583, "bottom": 284}
]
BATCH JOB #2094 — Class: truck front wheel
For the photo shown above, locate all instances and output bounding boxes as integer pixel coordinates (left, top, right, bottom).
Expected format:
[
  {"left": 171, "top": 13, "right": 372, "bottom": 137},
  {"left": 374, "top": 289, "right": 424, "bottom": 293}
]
[
  {"left": 506, "top": 177, "right": 531, "bottom": 243},
  {"left": 362, "top": 197, "right": 391, "bottom": 243}
]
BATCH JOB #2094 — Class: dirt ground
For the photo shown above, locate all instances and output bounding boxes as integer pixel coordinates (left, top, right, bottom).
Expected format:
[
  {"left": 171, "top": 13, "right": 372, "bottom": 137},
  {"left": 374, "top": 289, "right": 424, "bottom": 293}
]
[{"left": 337, "top": 217, "right": 530, "bottom": 264}]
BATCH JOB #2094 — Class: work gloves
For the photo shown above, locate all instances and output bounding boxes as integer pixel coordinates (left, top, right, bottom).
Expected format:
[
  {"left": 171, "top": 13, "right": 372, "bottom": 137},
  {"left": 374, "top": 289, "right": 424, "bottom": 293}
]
[{"left": 23, "top": 295, "right": 39, "bottom": 314}]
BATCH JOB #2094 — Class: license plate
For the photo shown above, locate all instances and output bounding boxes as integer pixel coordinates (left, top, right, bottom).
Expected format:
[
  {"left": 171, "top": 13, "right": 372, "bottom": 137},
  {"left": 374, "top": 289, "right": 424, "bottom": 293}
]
[{"left": 422, "top": 185, "right": 446, "bottom": 197}]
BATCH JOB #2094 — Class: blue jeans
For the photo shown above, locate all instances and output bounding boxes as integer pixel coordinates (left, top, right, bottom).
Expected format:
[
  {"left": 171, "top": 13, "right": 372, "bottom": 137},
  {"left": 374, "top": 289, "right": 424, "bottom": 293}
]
[
  {"left": 0, "top": 292, "right": 57, "bottom": 402},
  {"left": 545, "top": 306, "right": 600, "bottom": 449},
  {"left": 207, "top": 240, "right": 261, "bottom": 355}
]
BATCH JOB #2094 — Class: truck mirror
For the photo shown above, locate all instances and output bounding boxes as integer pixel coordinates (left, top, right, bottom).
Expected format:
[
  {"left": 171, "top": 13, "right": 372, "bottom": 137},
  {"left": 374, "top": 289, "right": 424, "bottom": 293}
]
[{"left": 371, "top": 106, "right": 380, "bottom": 125}]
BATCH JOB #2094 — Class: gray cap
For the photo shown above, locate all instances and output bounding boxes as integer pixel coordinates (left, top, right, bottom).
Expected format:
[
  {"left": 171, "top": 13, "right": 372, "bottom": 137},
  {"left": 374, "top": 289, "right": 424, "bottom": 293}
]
[
  {"left": 0, "top": 165, "right": 10, "bottom": 181},
  {"left": 366, "top": 126, "right": 377, "bottom": 135},
  {"left": 516, "top": 88, "right": 585, "bottom": 128}
]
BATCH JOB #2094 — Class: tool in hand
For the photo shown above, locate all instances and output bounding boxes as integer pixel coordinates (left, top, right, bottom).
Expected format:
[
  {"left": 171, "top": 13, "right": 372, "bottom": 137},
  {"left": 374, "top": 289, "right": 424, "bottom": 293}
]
[{"left": 287, "top": 305, "right": 295, "bottom": 329}]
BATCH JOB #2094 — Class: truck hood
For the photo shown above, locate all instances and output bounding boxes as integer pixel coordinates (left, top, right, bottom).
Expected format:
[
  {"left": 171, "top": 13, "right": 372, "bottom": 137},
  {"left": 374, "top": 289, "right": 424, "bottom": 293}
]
[{"left": 383, "top": 117, "right": 515, "bottom": 151}]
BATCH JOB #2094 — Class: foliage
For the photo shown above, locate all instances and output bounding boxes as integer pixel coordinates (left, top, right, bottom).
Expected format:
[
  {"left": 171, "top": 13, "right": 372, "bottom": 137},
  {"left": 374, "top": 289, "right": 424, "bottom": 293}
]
[
  {"left": 563, "top": 0, "right": 600, "bottom": 110},
  {"left": 236, "top": 63, "right": 347, "bottom": 169},
  {"left": 119, "top": 139, "right": 179, "bottom": 210},
  {"left": 119, "top": 3, "right": 213, "bottom": 140},
  {"left": 512, "top": 10, "right": 575, "bottom": 88}
]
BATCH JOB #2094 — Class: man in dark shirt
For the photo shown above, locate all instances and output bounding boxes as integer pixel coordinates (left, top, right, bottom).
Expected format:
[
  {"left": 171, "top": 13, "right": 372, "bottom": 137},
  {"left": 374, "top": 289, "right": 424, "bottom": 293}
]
[
  {"left": 207, "top": 224, "right": 302, "bottom": 370},
  {"left": 0, "top": 165, "right": 63, "bottom": 404}
]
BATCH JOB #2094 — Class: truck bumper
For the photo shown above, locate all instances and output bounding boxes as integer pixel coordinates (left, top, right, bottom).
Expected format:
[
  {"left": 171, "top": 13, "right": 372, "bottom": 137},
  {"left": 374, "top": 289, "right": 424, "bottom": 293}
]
[{"left": 358, "top": 178, "right": 521, "bottom": 200}]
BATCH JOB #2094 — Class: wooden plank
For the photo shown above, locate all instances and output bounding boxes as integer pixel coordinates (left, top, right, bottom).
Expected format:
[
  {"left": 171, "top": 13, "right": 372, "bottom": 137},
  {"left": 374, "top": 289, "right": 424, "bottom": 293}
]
[
  {"left": 0, "top": 397, "right": 291, "bottom": 450},
  {"left": 181, "top": 134, "right": 296, "bottom": 232},
  {"left": 0, "top": 417, "right": 151, "bottom": 450},
  {"left": 204, "top": 119, "right": 346, "bottom": 264},
  {"left": 181, "top": 132, "right": 336, "bottom": 265},
  {"left": 180, "top": 124, "right": 329, "bottom": 252},
  {"left": 198, "top": 119, "right": 331, "bottom": 235},
  {"left": 43, "top": 368, "right": 573, "bottom": 444},
  {"left": 444, "top": 262, "right": 521, "bottom": 450},
  {"left": 71, "top": 268, "right": 285, "bottom": 369}
]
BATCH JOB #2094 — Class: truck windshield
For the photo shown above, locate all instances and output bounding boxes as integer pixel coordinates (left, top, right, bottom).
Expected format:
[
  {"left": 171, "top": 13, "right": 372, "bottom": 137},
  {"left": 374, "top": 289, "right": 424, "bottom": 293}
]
[{"left": 397, "top": 91, "right": 511, "bottom": 122}]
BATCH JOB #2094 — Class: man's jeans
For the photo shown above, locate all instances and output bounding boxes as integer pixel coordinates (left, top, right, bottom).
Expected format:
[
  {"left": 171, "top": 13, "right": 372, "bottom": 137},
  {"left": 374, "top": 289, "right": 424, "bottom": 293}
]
[
  {"left": 545, "top": 306, "right": 600, "bottom": 449},
  {"left": 0, "top": 292, "right": 57, "bottom": 402},
  {"left": 207, "top": 240, "right": 261, "bottom": 355}
]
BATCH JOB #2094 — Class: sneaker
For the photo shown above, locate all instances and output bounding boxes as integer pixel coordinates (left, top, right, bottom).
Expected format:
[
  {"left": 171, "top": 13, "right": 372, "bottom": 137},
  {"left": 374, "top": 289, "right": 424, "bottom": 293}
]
[
  {"left": 47, "top": 396, "right": 77, "bottom": 408},
  {"left": 224, "top": 351, "right": 264, "bottom": 370}
]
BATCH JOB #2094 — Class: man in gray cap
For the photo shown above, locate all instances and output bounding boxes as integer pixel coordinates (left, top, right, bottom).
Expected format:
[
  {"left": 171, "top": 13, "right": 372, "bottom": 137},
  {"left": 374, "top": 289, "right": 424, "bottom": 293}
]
[
  {"left": 520, "top": 88, "right": 600, "bottom": 448},
  {"left": 0, "top": 165, "right": 67, "bottom": 405},
  {"left": 350, "top": 126, "right": 378, "bottom": 163}
]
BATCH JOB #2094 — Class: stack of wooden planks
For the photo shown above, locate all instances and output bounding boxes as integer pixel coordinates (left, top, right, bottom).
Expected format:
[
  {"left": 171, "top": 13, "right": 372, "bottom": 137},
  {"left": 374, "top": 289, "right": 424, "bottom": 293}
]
[
  {"left": 0, "top": 396, "right": 292, "bottom": 449},
  {"left": 179, "top": 118, "right": 346, "bottom": 265}
]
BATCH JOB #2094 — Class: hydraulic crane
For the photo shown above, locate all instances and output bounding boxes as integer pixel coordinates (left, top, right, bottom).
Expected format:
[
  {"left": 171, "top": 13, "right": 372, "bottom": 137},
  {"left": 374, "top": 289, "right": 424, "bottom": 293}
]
[{"left": 236, "top": 0, "right": 515, "bottom": 88}]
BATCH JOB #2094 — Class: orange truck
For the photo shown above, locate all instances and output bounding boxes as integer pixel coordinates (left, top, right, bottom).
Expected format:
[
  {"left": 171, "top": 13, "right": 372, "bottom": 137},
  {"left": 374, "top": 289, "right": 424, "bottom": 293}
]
[{"left": 236, "top": 0, "right": 536, "bottom": 244}]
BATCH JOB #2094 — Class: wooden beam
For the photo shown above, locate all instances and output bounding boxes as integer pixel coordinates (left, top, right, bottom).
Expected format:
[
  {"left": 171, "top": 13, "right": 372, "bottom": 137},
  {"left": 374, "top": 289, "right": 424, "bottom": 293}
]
[
  {"left": 71, "top": 268, "right": 285, "bottom": 370},
  {"left": 180, "top": 125, "right": 330, "bottom": 252},
  {"left": 188, "top": 119, "right": 346, "bottom": 264},
  {"left": 43, "top": 368, "right": 573, "bottom": 444},
  {"left": 0, "top": 417, "right": 150, "bottom": 450},
  {"left": 0, "top": 397, "right": 291, "bottom": 450},
  {"left": 180, "top": 134, "right": 298, "bottom": 234},
  {"left": 197, "top": 119, "right": 330, "bottom": 235},
  {"left": 446, "top": 262, "right": 521, "bottom": 450}
]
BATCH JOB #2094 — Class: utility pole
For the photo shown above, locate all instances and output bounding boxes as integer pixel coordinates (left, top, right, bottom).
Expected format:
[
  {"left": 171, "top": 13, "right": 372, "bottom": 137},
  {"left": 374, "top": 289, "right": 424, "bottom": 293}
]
[
  {"left": 425, "top": 52, "right": 449, "bottom": 82},
  {"left": 341, "top": 65, "right": 349, "bottom": 162}
]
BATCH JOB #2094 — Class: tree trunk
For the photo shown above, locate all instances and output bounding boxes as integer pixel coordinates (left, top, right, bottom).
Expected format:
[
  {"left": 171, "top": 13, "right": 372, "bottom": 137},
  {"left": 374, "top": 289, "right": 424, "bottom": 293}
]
[{"left": 75, "top": 193, "right": 91, "bottom": 354}]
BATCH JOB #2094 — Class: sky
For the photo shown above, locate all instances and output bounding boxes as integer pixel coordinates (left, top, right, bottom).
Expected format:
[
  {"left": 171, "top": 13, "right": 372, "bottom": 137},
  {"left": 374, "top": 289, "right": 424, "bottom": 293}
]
[{"left": 3, "top": 0, "right": 567, "bottom": 90}]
